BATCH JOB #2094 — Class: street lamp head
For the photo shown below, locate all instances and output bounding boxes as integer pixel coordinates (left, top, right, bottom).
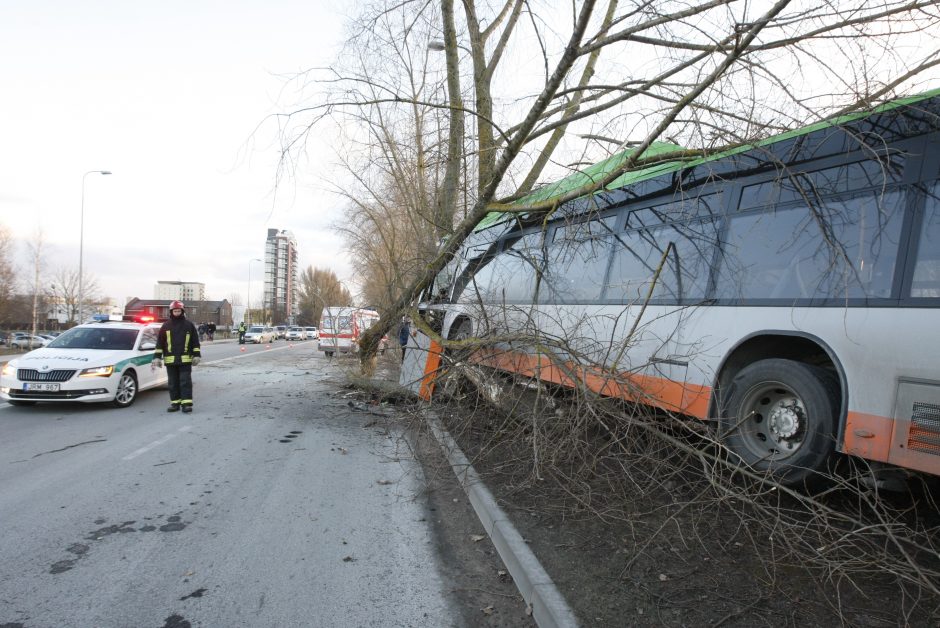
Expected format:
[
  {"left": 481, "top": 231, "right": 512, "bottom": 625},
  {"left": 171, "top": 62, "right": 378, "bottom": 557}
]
[
  {"left": 428, "top": 40, "right": 446, "bottom": 51},
  {"left": 101, "top": 170, "right": 112, "bottom": 175}
]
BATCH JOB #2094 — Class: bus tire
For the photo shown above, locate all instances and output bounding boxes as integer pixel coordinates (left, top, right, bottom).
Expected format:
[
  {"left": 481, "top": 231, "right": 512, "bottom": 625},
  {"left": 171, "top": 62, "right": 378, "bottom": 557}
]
[{"left": 720, "top": 358, "right": 839, "bottom": 486}]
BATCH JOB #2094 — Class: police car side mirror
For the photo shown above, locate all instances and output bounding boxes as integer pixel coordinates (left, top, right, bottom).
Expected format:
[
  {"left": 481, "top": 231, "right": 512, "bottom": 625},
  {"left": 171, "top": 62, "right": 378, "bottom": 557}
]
[{"left": 140, "top": 342, "right": 157, "bottom": 351}]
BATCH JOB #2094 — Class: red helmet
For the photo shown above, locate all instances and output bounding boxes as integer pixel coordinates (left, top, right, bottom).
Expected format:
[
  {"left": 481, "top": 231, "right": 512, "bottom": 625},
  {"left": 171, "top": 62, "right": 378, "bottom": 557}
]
[{"left": 169, "top": 300, "right": 185, "bottom": 311}]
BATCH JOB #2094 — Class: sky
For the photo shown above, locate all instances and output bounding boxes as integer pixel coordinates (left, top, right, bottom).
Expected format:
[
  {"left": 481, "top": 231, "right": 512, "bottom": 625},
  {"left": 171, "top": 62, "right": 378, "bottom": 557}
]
[{"left": 0, "top": 1, "right": 354, "bottom": 308}]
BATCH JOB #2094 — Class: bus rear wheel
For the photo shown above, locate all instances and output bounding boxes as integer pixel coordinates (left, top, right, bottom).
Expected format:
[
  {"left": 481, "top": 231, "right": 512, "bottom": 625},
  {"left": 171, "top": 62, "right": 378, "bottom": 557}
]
[{"left": 720, "top": 359, "right": 839, "bottom": 486}]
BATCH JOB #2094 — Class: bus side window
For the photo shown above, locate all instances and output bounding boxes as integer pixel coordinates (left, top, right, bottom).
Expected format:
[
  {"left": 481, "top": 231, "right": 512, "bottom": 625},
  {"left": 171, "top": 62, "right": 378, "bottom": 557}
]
[
  {"left": 607, "top": 228, "right": 673, "bottom": 303},
  {"left": 539, "top": 219, "right": 614, "bottom": 304},
  {"left": 662, "top": 219, "right": 719, "bottom": 301},
  {"left": 715, "top": 188, "right": 904, "bottom": 300},
  {"left": 605, "top": 218, "right": 716, "bottom": 304},
  {"left": 492, "top": 235, "right": 544, "bottom": 303},
  {"left": 911, "top": 181, "right": 940, "bottom": 297},
  {"left": 461, "top": 234, "right": 543, "bottom": 304}
]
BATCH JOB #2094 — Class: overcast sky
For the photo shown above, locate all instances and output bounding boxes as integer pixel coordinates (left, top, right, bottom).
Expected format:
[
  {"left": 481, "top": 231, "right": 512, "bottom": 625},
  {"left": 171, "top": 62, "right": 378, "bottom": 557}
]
[{"left": 1, "top": 1, "right": 354, "bottom": 307}]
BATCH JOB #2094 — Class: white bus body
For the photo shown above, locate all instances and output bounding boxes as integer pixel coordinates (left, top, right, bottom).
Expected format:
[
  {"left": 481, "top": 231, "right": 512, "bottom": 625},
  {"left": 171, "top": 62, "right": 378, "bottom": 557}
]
[{"left": 422, "top": 90, "right": 940, "bottom": 485}]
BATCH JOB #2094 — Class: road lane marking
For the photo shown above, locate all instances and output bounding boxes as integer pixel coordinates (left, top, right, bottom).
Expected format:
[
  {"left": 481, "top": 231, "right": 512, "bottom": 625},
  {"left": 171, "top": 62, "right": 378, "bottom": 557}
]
[
  {"left": 206, "top": 343, "right": 300, "bottom": 365},
  {"left": 123, "top": 425, "right": 193, "bottom": 461}
]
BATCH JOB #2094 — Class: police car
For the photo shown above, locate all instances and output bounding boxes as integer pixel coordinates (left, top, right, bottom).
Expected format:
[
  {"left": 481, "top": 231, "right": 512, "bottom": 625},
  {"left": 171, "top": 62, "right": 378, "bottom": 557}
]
[{"left": 0, "top": 320, "right": 168, "bottom": 408}]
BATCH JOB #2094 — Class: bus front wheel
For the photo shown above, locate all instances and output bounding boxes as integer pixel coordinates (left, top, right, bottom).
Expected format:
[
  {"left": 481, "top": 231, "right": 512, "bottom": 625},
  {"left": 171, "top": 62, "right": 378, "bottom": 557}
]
[{"left": 720, "top": 359, "right": 839, "bottom": 486}]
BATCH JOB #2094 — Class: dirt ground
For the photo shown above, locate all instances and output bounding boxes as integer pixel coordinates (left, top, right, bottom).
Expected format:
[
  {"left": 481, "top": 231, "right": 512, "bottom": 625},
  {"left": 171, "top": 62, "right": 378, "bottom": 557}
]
[{"left": 352, "top": 357, "right": 940, "bottom": 628}]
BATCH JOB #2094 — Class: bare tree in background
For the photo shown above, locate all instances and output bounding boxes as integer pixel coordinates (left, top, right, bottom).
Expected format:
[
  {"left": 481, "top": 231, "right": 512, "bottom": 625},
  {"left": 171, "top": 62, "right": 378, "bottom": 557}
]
[
  {"left": 25, "top": 228, "right": 46, "bottom": 345},
  {"left": 0, "top": 223, "right": 16, "bottom": 326},
  {"left": 47, "top": 266, "right": 101, "bottom": 326},
  {"left": 296, "top": 266, "right": 353, "bottom": 327},
  {"left": 275, "top": 0, "right": 940, "bottom": 360}
]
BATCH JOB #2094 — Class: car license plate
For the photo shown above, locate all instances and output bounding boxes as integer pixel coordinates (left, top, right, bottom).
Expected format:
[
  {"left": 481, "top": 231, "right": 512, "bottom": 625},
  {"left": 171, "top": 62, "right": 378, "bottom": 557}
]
[{"left": 24, "top": 382, "right": 60, "bottom": 392}]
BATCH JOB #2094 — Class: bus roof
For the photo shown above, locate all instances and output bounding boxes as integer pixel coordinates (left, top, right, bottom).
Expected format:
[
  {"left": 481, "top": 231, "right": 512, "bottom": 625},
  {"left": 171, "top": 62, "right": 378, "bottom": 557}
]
[{"left": 474, "top": 87, "right": 940, "bottom": 231}]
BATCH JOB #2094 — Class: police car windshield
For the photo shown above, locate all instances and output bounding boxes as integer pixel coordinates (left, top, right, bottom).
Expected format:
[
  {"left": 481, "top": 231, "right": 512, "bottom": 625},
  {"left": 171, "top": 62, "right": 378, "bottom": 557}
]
[
  {"left": 47, "top": 327, "right": 139, "bottom": 350},
  {"left": 248, "top": 326, "right": 263, "bottom": 332}
]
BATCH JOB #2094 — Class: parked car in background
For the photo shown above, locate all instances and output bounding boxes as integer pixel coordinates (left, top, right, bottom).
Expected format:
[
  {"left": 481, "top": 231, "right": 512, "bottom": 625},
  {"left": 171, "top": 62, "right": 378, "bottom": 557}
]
[
  {"left": 243, "top": 325, "right": 276, "bottom": 344},
  {"left": 285, "top": 326, "right": 307, "bottom": 341},
  {"left": 304, "top": 327, "right": 319, "bottom": 340},
  {"left": 1, "top": 320, "right": 167, "bottom": 408},
  {"left": 10, "top": 335, "right": 47, "bottom": 350},
  {"left": 274, "top": 325, "right": 287, "bottom": 339}
]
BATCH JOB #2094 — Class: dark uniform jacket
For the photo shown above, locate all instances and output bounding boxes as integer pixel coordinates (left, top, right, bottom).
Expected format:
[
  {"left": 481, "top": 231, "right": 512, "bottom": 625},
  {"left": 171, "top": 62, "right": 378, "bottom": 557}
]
[{"left": 156, "top": 314, "right": 202, "bottom": 366}]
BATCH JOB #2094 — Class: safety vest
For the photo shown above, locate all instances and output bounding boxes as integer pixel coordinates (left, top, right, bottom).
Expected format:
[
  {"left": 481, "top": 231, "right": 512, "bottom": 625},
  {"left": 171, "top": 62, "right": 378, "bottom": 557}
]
[{"left": 164, "top": 330, "right": 195, "bottom": 365}]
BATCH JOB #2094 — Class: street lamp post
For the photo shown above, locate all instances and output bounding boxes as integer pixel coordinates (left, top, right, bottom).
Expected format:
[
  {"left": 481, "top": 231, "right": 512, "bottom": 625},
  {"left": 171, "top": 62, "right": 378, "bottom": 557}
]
[
  {"left": 78, "top": 170, "right": 112, "bottom": 323},
  {"left": 247, "top": 258, "right": 262, "bottom": 324}
]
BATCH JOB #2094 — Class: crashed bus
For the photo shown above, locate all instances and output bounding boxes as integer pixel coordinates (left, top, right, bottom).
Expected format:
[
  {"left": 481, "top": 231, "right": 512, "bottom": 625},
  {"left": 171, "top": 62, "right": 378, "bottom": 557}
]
[{"left": 419, "top": 89, "right": 940, "bottom": 486}]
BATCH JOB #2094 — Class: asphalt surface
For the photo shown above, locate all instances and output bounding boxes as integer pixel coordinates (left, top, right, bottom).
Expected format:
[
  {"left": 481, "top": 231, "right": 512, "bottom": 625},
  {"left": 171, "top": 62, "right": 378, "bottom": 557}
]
[{"left": 0, "top": 341, "right": 469, "bottom": 627}]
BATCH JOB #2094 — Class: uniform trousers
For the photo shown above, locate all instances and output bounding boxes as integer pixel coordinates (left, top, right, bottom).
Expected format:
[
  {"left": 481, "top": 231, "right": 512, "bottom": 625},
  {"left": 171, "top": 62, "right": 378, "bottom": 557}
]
[{"left": 167, "top": 364, "right": 194, "bottom": 405}]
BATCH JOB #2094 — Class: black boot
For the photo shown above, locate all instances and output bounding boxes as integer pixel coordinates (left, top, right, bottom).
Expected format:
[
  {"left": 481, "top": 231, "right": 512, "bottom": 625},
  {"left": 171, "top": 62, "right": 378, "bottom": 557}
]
[
  {"left": 167, "top": 403, "right": 180, "bottom": 412},
  {"left": 182, "top": 405, "right": 193, "bottom": 413}
]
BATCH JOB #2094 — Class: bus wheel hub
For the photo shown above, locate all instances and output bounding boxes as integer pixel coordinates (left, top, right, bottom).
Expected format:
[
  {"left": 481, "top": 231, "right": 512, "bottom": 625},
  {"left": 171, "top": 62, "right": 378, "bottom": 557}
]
[{"left": 769, "top": 402, "right": 802, "bottom": 439}]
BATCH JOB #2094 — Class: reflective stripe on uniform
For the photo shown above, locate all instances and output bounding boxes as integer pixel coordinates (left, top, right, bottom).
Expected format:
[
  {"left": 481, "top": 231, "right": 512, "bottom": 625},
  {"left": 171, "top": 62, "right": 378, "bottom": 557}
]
[{"left": 180, "top": 399, "right": 193, "bottom": 405}]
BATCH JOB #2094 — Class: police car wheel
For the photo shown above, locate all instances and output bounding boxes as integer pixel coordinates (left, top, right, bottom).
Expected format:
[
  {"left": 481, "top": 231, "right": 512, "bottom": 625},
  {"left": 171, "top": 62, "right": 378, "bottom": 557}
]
[{"left": 112, "top": 371, "right": 138, "bottom": 408}]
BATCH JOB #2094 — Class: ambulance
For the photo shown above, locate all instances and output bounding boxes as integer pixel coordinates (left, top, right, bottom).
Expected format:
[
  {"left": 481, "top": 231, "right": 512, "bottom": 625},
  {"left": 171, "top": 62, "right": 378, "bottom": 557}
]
[{"left": 318, "top": 307, "right": 388, "bottom": 357}]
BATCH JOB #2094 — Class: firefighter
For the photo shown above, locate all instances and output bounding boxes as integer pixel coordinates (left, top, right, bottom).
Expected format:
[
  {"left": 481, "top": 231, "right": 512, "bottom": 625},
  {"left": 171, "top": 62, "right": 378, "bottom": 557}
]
[
  {"left": 153, "top": 300, "right": 201, "bottom": 413},
  {"left": 238, "top": 320, "right": 247, "bottom": 344}
]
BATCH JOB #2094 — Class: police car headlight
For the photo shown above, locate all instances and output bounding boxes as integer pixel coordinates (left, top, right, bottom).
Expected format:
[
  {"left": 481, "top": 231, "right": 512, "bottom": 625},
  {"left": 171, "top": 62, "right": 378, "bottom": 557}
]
[
  {"left": 79, "top": 365, "right": 114, "bottom": 377},
  {"left": 1, "top": 362, "right": 14, "bottom": 377}
]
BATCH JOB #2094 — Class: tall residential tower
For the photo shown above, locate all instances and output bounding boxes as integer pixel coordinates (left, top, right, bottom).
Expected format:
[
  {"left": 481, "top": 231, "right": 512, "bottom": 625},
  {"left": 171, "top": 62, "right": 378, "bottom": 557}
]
[{"left": 263, "top": 229, "right": 299, "bottom": 324}]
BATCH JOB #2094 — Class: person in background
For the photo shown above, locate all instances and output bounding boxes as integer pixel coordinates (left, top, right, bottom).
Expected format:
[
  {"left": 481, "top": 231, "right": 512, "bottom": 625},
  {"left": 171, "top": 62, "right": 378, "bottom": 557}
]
[
  {"left": 398, "top": 317, "right": 411, "bottom": 364},
  {"left": 238, "top": 320, "right": 247, "bottom": 344},
  {"left": 207, "top": 321, "right": 216, "bottom": 341},
  {"left": 153, "top": 301, "right": 202, "bottom": 413}
]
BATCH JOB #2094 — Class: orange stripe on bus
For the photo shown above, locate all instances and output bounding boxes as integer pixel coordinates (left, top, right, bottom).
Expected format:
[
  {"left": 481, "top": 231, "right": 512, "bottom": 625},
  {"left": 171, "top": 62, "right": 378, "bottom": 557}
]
[
  {"left": 463, "top": 349, "right": 940, "bottom": 476},
  {"left": 418, "top": 340, "right": 443, "bottom": 401},
  {"left": 845, "top": 411, "right": 940, "bottom": 476},
  {"left": 471, "top": 349, "right": 711, "bottom": 419},
  {"left": 842, "top": 411, "right": 893, "bottom": 463}
]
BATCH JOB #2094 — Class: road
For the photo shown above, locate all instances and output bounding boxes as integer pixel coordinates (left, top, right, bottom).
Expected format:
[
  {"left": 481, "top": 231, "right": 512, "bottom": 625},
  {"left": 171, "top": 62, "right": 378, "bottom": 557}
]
[{"left": 0, "top": 340, "right": 476, "bottom": 628}]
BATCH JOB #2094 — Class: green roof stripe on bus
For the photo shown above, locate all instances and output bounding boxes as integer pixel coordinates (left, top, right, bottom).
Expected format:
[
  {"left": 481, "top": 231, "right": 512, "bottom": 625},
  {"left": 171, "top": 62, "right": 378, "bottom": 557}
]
[{"left": 474, "top": 87, "right": 940, "bottom": 232}]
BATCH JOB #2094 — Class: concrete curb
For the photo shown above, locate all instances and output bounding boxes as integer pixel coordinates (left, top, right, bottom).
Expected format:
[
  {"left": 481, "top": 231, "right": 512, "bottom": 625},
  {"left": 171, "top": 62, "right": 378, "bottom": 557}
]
[{"left": 426, "top": 414, "right": 580, "bottom": 628}]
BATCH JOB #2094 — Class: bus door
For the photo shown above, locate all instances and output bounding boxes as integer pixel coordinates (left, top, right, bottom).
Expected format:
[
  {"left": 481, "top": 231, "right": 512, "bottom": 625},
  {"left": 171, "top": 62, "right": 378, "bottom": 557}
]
[
  {"left": 604, "top": 211, "right": 720, "bottom": 416},
  {"left": 535, "top": 218, "right": 628, "bottom": 389},
  {"left": 463, "top": 234, "right": 542, "bottom": 359}
]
